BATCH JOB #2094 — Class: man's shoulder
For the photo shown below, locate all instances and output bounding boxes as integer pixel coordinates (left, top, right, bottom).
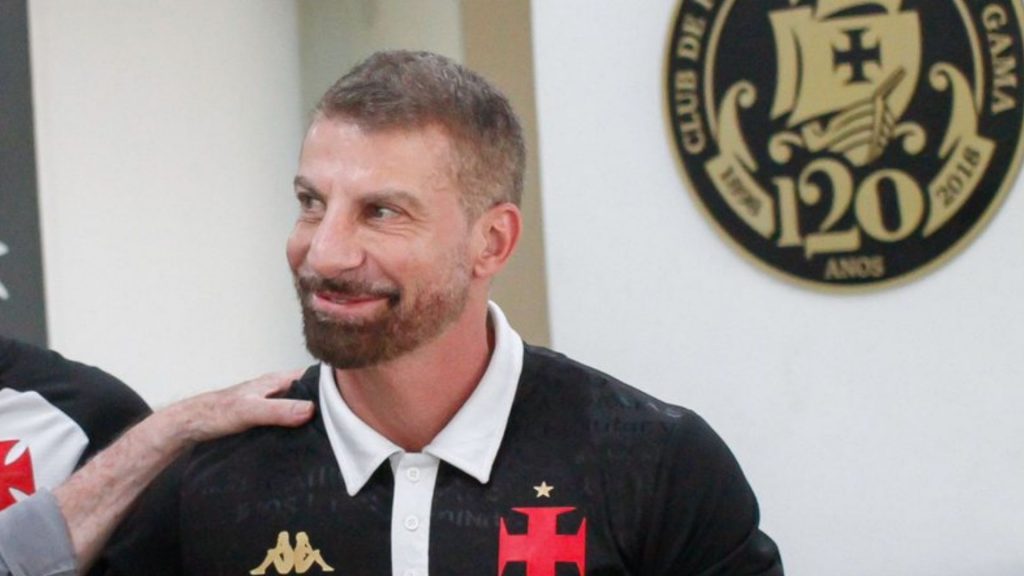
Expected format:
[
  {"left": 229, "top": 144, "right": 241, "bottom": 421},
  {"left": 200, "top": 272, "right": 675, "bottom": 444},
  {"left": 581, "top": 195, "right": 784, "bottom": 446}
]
[
  {"left": 520, "top": 346, "right": 759, "bottom": 477},
  {"left": 517, "top": 346, "right": 781, "bottom": 575},
  {"left": 186, "top": 364, "right": 326, "bottom": 470},
  {"left": 201, "top": 363, "right": 322, "bottom": 448},
  {"left": 520, "top": 344, "right": 697, "bottom": 426},
  {"left": 282, "top": 363, "right": 321, "bottom": 402},
  {"left": 514, "top": 344, "right": 731, "bottom": 468}
]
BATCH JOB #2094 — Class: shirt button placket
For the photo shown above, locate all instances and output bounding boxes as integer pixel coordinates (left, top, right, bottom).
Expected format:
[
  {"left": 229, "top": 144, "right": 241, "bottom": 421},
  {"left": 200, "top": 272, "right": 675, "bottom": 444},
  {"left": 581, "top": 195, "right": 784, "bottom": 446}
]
[{"left": 390, "top": 453, "right": 438, "bottom": 576}]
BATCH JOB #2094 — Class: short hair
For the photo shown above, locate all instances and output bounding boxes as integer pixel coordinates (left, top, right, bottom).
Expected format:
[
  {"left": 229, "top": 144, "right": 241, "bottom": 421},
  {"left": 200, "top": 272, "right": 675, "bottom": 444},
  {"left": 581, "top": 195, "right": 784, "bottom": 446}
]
[{"left": 315, "top": 50, "right": 525, "bottom": 219}]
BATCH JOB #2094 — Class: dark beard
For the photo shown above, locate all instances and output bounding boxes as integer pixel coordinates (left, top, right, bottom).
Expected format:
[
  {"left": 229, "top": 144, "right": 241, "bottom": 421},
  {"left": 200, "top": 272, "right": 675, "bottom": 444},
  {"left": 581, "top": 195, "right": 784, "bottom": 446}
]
[{"left": 296, "top": 268, "right": 470, "bottom": 369}]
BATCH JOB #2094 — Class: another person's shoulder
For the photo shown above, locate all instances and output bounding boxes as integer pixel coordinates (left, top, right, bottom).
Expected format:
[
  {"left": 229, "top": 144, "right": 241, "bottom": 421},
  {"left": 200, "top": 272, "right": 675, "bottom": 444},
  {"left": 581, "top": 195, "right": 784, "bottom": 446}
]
[
  {"left": 0, "top": 335, "right": 151, "bottom": 458},
  {"left": 0, "top": 335, "right": 147, "bottom": 408}
]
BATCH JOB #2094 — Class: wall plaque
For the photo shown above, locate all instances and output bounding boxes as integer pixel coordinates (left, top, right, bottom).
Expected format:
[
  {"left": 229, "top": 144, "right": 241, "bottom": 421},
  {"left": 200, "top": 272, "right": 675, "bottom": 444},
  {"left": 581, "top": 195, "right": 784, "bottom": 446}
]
[{"left": 667, "top": 0, "right": 1024, "bottom": 290}]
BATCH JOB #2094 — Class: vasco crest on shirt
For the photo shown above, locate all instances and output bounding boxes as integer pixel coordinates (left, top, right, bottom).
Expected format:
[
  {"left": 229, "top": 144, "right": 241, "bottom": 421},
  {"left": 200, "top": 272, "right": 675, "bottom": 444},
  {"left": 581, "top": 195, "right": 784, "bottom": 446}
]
[{"left": 667, "top": 0, "right": 1024, "bottom": 290}]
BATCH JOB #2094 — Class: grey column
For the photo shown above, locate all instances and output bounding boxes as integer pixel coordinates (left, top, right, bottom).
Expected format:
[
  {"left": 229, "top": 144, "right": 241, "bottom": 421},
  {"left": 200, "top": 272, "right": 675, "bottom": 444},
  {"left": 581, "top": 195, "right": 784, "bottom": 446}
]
[{"left": 0, "top": 0, "right": 48, "bottom": 346}]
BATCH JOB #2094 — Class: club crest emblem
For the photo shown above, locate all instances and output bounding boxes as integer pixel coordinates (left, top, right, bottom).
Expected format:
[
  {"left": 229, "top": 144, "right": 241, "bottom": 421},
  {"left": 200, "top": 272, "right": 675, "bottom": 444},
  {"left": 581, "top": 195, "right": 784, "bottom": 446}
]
[
  {"left": 498, "top": 507, "right": 586, "bottom": 576},
  {"left": 667, "top": 0, "right": 1024, "bottom": 289}
]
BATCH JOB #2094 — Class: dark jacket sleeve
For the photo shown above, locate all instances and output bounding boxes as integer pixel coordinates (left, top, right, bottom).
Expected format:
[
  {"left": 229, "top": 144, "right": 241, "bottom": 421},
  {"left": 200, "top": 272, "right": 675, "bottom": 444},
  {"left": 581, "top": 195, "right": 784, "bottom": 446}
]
[{"left": 641, "top": 413, "right": 783, "bottom": 576}]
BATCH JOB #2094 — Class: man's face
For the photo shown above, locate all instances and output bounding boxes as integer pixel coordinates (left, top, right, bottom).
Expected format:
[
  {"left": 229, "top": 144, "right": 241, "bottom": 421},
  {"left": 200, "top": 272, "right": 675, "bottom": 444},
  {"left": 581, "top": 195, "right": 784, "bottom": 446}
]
[{"left": 287, "top": 117, "right": 474, "bottom": 368}]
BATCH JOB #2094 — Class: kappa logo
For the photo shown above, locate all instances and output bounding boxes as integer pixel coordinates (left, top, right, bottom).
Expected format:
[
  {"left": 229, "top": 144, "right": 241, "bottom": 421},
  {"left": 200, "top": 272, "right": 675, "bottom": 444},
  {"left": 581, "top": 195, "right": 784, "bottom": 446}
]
[
  {"left": 498, "top": 507, "right": 587, "bottom": 576},
  {"left": 250, "top": 531, "right": 335, "bottom": 575},
  {"left": 0, "top": 439, "right": 35, "bottom": 510},
  {"left": 667, "top": 0, "right": 1024, "bottom": 290}
]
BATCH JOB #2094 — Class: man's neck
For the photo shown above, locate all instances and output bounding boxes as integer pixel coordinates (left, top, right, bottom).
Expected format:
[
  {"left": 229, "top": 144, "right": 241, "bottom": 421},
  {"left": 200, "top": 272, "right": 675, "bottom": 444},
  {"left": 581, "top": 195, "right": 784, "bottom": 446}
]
[{"left": 333, "top": 301, "right": 494, "bottom": 452}]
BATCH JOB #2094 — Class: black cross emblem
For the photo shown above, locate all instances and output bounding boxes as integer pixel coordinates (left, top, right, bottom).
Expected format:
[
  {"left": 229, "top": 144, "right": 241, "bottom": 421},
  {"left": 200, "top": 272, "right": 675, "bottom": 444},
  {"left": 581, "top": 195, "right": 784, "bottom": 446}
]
[{"left": 833, "top": 28, "right": 880, "bottom": 84}]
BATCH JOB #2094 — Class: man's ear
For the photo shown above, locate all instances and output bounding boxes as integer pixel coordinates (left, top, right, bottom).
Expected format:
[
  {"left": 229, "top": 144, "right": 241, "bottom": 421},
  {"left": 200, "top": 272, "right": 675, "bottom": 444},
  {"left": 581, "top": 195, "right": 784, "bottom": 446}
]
[{"left": 471, "top": 202, "right": 522, "bottom": 279}]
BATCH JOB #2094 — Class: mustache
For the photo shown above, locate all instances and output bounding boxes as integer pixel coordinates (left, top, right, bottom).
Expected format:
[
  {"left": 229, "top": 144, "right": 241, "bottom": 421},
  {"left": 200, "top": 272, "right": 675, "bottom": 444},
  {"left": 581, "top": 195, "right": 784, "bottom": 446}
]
[{"left": 296, "top": 274, "right": 401, "bottom": 302}]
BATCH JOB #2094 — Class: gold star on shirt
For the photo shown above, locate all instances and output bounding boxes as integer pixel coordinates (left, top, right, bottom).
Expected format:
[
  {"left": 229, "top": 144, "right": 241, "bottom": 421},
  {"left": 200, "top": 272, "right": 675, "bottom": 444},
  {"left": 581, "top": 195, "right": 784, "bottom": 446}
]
[{"left": 533, "top": 481, "right": 554, "bottom": 498}]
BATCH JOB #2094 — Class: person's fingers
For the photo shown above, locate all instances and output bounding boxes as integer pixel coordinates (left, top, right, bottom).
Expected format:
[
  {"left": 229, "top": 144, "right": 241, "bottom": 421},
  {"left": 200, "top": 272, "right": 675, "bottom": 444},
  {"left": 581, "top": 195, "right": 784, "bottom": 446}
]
[
  {"left": 233, "top": 369, "right": 312, "bottom": 427},
  {"left": 238, "top": 396, "right": 314, "bottom": 428},
  {"left": 223, "top": 370, "right": 312, "bottom": 429},
  {"left": 182, "top": 369, "right": 312, "bottom": 441}
]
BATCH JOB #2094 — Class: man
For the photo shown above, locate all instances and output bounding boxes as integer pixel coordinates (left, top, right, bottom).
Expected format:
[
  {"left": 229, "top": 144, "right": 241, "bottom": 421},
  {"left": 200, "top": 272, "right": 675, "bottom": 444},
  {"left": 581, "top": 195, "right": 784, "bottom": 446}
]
[
  {"left": 0, "top": 337, "right": 314, "bottom": 576},
  {"left": 102, "top": 50, "right": 782, "bottom": 575}
]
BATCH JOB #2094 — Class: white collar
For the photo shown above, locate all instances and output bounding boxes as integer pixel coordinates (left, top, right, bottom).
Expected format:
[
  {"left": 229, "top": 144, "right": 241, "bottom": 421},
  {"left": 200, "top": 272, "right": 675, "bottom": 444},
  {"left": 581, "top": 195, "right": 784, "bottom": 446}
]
[{"left": 319, "top": 301, "right": 524, "bottom": 496}]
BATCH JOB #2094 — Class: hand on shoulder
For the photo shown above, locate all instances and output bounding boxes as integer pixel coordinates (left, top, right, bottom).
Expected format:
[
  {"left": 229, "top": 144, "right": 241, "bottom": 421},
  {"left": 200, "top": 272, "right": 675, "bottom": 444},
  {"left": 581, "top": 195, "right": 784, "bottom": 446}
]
[{"left": 157, "top": 370, "right": 315, "bottom": 445}]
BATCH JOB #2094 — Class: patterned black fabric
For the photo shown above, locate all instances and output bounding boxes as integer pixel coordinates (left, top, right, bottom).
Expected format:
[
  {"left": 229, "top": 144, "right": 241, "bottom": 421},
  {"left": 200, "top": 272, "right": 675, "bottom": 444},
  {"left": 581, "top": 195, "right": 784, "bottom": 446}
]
[{"left": 100, "top": 346, "right": 782, "bottom": 576}]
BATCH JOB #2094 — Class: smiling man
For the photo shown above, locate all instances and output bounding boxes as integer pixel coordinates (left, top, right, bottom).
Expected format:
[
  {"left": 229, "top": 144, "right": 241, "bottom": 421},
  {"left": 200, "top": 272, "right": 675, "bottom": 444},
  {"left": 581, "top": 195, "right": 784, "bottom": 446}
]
[{"left": 100, "top": 51, "right": 782, "bottom": 576}]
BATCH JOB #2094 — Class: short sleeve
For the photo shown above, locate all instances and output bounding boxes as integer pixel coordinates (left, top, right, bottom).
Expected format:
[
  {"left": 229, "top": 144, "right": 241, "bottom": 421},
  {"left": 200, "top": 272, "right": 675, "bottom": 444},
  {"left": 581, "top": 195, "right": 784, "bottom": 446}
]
[{"left": 640, "top": 413, "right": 783, "bottom": 576}]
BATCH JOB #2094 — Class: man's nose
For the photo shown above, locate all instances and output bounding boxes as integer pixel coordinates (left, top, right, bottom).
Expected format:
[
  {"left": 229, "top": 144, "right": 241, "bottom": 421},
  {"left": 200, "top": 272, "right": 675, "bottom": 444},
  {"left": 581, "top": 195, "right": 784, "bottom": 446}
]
[{"left": 305, "top": 213, "right": 365, "bottom": 276}]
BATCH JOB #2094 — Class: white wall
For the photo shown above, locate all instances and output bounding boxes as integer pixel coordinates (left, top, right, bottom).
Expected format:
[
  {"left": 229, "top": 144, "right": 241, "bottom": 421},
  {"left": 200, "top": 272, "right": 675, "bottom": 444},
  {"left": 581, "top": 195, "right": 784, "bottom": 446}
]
[
  {"left": 298, "top": 0, "right": 463, "bottom": 114},
  {"left": 30, "top": 1, "right": 311, "bottom": 406},
  {"left": 532, "top": 2, "right": 1024, "bottom": 575}
]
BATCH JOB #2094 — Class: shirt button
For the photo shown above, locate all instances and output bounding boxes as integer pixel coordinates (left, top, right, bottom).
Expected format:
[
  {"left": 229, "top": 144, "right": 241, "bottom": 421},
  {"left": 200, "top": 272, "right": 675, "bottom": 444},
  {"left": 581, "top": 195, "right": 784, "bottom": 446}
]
[
  {"left": 406, "top": 467, "right": 421, "bottom": 482},
  {"left": 404, "top": 515, "right": 420, "bottom": 531},
  {"left": 404, "top": 571, "right": 417, "bottom": 576}
]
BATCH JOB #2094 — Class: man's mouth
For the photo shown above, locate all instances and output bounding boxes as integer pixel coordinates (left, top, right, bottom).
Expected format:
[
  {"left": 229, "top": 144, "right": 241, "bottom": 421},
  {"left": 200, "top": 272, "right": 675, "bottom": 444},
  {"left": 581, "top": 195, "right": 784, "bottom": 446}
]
[
  {"left": 316, "top": 290, "right": 380, "bottom": 303},
  {"left": 298, "top": 275, "right": 400, "bottom": 317},
  {"left": 314, "top": 290, "right": 387, "bottom": 306}
]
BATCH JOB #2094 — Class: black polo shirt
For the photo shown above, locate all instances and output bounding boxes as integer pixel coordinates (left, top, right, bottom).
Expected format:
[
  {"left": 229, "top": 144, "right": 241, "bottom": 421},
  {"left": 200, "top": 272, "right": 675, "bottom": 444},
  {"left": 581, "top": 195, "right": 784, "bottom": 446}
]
[{"left": 99, "top": 338, "right": 781, "bottom": 575}]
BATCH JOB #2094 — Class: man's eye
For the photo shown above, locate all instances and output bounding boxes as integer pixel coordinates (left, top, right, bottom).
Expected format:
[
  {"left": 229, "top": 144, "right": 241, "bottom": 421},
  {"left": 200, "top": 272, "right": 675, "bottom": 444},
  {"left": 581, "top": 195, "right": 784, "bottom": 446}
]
[
  {"left": 368, "top": 205, "right": 401, "bottom": 220},
  {"left": 296, "top": 192, "right": 322, "bottom": 212}
]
